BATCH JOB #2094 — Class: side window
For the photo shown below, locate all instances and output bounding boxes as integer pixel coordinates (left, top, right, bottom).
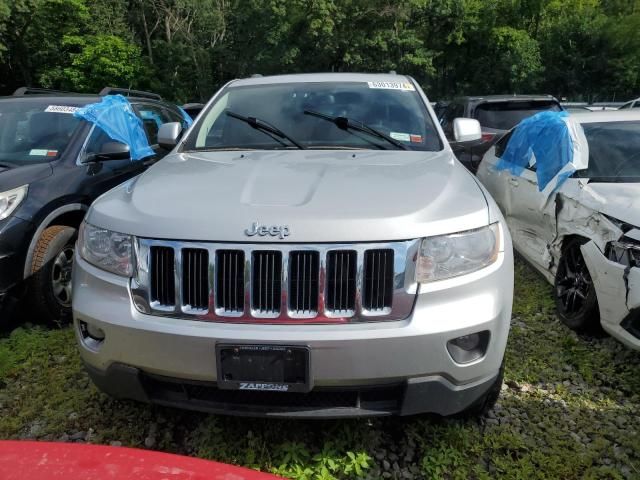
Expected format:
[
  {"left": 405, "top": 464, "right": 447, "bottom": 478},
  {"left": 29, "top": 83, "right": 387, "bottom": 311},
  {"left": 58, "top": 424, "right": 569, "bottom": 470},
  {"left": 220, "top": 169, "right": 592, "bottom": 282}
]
[
  {"left": 494, "top": 129, "right": 536, "bottom": 171},
  {"left": 495, "top": 129, "right": 538, "bottom": 172},
  {"left": 84, "top": 126, "right": 113, "bottom": 156},
  {"left": 633, "top": 102, "right": 640, "bottom": 109},
  {"left": 134, "top": 104, "right": 172, "bottom": 145},
  {"left": 494, "top": 130, "right": 513, "bottom": 158}
]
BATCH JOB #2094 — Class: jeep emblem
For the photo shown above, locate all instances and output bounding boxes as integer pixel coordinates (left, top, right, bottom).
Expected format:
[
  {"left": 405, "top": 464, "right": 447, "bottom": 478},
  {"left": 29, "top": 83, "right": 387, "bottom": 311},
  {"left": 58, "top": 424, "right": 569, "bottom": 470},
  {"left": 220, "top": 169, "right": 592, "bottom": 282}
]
[{"left": 244, "top": 221, "right": 290, "bottom": 239}]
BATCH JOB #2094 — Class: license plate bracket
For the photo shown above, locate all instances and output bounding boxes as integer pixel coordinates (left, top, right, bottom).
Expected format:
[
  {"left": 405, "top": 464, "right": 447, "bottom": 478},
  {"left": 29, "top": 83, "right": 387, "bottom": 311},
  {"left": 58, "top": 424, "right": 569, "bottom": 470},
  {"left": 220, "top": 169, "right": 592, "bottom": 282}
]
[{"left": 216, "top": 344, "right": 311, "bottom": 393}]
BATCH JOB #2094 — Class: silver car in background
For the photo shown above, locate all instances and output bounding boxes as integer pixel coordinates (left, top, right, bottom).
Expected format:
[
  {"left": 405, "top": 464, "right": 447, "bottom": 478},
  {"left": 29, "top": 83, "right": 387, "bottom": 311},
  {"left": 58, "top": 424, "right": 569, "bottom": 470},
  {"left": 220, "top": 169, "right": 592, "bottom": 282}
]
[
  {"left": 478, "top": 110, "right": 640, "bottom": 350},
  {"left": 73, "top": 73, "right": 513, "bottom": 418}
]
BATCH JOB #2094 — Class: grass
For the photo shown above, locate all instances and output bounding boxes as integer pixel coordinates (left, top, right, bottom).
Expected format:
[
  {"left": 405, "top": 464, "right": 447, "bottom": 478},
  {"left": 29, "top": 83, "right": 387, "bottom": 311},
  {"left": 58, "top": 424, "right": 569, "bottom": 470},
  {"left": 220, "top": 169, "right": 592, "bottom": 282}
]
[{"left": 1, "top": 260, "right": 639, "bottom": 479}]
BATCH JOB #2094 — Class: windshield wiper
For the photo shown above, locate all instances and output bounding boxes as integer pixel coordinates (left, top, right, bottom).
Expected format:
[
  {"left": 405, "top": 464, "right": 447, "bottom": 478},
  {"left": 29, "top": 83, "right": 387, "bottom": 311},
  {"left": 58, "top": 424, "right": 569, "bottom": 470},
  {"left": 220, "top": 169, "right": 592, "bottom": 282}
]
[
  {"left": 303, "top": 109, "right": 409, "bottom": 150},
  {"left": 226, "top": 111, "right": 305, "bottom": 150}
]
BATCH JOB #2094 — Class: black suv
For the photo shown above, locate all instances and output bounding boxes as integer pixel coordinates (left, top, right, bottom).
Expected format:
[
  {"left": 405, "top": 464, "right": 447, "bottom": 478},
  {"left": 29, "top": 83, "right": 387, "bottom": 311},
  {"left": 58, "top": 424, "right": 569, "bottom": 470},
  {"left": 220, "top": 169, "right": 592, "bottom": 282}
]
[
  {"left": 0, "top": 87, "right": 187, "bottom": 322},
  {"left": 439, "top": 94, "right": 562, "bottom": 173}
]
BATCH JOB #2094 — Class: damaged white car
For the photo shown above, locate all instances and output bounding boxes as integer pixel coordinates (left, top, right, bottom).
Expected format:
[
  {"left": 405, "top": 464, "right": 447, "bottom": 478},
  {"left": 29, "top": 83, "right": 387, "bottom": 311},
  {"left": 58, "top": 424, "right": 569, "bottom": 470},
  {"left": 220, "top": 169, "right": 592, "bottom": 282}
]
[{"left": 478, "top": 110, "right": 640, "bottom": 350}]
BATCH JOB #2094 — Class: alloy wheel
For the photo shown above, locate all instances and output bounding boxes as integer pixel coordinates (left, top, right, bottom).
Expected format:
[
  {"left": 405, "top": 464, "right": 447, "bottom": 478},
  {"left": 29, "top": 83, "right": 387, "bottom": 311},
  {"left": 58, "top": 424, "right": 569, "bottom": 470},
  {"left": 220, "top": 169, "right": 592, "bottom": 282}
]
[
  {"left": 51, "top": 247, "right": 74, "bottom": 307},
  {"left": 555, "top": 245, "right": 593, "bottom": 317}
]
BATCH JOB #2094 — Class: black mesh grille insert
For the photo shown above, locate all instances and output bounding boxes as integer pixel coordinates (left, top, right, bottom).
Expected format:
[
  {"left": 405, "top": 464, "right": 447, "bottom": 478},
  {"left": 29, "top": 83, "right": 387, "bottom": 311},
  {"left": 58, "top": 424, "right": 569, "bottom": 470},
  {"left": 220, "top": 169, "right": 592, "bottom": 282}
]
[
  {"left": 289, "top": 251, "right": 320, "bottom": 314},
  {"left": 326, "top": 250, "right": 357, "bottom": 312},
  {"left": 215, "top": 250, "right": 245, "bottom": 313},
  {"left": 182, "top": 249, "right": 209, "bottom": 310},
  {"left": 251, "top": 251, "right": 282, "bottom": 314},
  {"left": 363, "top": 249, "right": 394, "bottom": 311},
  {"left": 150, "top": 246, "right": 175, "bottom": 306}
]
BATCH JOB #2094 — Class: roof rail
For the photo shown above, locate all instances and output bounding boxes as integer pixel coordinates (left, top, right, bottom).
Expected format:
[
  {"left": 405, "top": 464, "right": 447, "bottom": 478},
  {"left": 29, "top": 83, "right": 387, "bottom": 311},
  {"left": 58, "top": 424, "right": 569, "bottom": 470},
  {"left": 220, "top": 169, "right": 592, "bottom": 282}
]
[
  {"left": 12, "top": 87, "right": 76, "bottom": 96},
  {"left": 99, "top": 87, "right": 162, "bottom": 101}
]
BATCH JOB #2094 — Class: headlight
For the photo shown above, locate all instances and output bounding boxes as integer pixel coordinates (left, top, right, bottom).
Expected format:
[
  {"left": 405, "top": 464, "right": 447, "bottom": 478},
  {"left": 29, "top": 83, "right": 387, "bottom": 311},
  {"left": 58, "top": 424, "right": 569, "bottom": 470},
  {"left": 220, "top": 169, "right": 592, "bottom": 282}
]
[
  {"left": 0, "top": 185, "right": 28, "bottom": 220},
  {"left": 79, "top": 221, "right": 134, "bottom": 277},
  {"left": 416, "top": 223, "right": 501, "bottom": 282}
]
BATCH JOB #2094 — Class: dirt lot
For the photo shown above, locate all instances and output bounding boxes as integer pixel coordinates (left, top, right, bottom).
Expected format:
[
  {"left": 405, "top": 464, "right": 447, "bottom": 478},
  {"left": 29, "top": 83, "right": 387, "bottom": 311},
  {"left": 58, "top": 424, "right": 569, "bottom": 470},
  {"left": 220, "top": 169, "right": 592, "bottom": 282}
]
[{"left": 1, "top": 261, "right": 639, "bottom": 479}]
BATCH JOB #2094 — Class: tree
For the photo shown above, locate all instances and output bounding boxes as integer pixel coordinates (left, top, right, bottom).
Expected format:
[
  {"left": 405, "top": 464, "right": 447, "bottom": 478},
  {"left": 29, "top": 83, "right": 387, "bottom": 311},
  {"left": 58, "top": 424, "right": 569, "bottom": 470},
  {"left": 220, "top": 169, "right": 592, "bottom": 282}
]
[
  {"left": 0, "top": 0, "right": 11, "bottom": 62},
  {"left": 483, "top": 26, "right": 542, "bottom": 93},
  {"left": 0, "top": 0, "right": 638, "bottom": 101},
  {"left": 537, "top": 0, "right": 610, "bottom": 101},
  {"left": 60, "top": 35, "right": 146, "bottom": 92}
]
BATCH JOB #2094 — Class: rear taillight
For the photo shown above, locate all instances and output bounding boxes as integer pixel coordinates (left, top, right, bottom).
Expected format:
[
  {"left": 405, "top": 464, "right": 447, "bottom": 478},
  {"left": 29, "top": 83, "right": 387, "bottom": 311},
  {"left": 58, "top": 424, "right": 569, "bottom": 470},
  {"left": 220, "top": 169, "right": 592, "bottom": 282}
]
[{"left": 481, "top": 132, "right": 496, "bottom": 143}]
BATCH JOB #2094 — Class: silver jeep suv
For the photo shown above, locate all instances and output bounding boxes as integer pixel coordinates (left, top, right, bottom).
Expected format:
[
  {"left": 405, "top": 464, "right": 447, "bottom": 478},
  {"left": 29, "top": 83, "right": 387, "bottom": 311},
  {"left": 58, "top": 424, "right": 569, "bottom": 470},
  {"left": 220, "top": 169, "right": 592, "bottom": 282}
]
[{"left": 73, "top": 73, "right": 513, "bottom": 418}]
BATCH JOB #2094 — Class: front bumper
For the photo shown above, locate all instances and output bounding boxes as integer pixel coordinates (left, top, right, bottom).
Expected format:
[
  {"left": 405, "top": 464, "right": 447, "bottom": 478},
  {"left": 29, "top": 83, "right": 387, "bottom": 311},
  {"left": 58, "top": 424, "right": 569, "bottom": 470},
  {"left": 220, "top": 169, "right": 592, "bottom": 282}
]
[
  {"left": 0, "top": 215, "right": 34, "bottom": 295},
  {"left": 73, "top": 245, "right": 513, "bottom": 417},
  {"left": 581, "top": 242, "right": 640, "bottom": 350},
  {"left": 82, "top": 361, "right": 499, "bottom": 418}
]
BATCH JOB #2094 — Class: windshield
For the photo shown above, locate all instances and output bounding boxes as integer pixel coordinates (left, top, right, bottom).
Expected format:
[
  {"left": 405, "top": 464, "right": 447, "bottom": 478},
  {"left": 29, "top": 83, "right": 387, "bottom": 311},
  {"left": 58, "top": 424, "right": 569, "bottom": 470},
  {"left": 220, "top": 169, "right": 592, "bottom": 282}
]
[
  {"left": 474, "top": 101, "right": 562, "bottom": 130},
  {"left": 0, "top": 99, "right": 84, "bottom": 166},
  {"left": 577, "top": 121, "right": 640, "bottom": 182},
  {"left": 183, "top": 81, "right": 442, "bottom": 151}
]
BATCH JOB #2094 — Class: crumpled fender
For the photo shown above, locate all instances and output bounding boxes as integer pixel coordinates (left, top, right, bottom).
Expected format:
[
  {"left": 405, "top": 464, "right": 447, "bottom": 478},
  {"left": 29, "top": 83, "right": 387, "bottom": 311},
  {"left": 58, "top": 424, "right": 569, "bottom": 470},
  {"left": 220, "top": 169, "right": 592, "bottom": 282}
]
[{"left": 581, "top": 241, "right": 640, "bottom": 349}]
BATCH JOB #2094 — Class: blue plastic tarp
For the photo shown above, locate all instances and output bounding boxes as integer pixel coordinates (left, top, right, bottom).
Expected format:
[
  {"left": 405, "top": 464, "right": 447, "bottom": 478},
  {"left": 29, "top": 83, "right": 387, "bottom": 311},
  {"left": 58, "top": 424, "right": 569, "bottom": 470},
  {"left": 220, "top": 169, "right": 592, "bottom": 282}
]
[
  {"left": 74, "top": 95, "right": 154, "bottom": 161},
  {"left": 496, "top": 111, "right": 573, "bottom": 191},
  {"left": 178, "top": 106, "right": 194, "bottom": 127}
]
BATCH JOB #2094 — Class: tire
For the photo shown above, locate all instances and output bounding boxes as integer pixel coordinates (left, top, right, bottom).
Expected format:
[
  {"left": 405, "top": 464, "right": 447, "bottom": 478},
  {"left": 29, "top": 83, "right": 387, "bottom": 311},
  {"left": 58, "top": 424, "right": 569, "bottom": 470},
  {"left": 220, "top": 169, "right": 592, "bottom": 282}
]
[
  {"left": 458, "top": 360, "right": 504, "bottom": 418},
  {"left": 29, "top": 225, "right": 77, "bottom": 325},
  {"left": 554, "top": 237, "right": 601, "bottom": 333}
]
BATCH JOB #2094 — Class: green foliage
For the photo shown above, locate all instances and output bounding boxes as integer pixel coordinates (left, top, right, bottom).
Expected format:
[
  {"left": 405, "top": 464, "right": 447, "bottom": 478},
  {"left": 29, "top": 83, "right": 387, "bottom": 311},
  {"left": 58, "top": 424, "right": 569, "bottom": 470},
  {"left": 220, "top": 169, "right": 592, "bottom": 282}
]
[
  {"left": 0, "top": 0, "right": 638, "bottom": 101},
  {"left": 0, "top": 0, "right": 11, "bottom": 60},
  {"left": 489, "top": 27, "right": 542, "bottom": 92},
  {"left": 61, "top": 35, "right": 146, "bottom": 92}
]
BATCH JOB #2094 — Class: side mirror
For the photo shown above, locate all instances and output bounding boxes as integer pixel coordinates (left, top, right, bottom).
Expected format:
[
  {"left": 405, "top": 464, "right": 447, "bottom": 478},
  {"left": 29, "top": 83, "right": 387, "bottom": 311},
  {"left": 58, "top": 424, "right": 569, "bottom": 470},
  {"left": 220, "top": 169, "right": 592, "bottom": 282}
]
[
  {"left": 452, "top": 118, "right": 482, "bottom": 143},
  {"left": 84, "top": 141, "right": 130, "bottom": 163},
  {"left": 158, "top": 122, "right": 183, "bottom": 150}
]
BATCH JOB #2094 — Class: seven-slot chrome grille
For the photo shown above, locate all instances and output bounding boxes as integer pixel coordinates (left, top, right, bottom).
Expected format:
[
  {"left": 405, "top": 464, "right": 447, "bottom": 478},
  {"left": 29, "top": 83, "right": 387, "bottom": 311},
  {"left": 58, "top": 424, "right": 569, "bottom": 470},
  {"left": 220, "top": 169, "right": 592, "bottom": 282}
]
[{"left": 131, "top": 239, "right": 420, "bottom": 323}]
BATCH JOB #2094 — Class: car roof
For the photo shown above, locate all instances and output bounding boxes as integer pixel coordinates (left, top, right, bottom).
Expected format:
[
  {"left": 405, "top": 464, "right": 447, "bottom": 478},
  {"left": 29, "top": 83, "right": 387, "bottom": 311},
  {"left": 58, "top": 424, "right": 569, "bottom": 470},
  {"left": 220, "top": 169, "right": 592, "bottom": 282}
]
[
  {"left": 456, "top": 94, "right": 558, "bottom": 103},
  {"left": 0, "top": 94, "right": 100, "bottom": 104},
  {"left": 571, "top": 110, "right": 640, "bottom": 124},
  {"left": 229, "top": 72, "right": 413, "bottom": 87},
  {"left": 0, "top": 94, "right": 171, "bottom": 107}
]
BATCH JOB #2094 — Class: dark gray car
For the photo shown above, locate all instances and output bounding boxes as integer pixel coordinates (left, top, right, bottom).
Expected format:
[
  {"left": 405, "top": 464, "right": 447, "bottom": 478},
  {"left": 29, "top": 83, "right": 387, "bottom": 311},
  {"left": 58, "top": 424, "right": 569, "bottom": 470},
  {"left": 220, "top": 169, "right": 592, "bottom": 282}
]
[{"left": 440, "top": 95, "right": 562, "bottom": 173}]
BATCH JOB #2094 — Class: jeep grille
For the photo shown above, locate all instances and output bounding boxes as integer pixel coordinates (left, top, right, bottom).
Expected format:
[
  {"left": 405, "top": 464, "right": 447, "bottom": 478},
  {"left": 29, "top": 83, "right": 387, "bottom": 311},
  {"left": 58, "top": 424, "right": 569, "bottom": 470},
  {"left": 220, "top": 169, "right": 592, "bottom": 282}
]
[{"left": 133, "top": 240, "right": 419, "bottom": 323}]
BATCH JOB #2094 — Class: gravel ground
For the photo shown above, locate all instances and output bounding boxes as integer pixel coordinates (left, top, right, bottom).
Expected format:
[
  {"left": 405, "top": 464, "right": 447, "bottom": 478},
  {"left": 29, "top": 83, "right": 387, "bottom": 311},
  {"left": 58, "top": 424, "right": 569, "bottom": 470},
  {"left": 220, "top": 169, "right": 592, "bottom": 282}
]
[{"left": 1, "top": 260, "right": 639, "bottom": 479}]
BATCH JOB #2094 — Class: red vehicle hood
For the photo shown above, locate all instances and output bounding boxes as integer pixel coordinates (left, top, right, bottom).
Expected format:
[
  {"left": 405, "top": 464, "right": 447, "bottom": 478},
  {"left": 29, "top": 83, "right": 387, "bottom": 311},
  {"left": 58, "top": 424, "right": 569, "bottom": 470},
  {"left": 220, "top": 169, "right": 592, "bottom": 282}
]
[{"left": 0, "top": 441, "right": 281, "bottom": 480}]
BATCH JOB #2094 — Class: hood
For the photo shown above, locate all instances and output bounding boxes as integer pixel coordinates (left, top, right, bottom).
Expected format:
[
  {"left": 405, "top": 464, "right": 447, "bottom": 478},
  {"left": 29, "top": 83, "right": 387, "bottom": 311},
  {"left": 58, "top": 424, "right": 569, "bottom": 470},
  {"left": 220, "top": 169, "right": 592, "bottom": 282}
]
[
  {"left": 89, "top": 150, "right": 489, "bottom": 243},
  {"left": 576, "top": 182, "right": 640, "bottom": 228},
  {"left": 0, "top": 163, "right": 53, "bottom": 192}
]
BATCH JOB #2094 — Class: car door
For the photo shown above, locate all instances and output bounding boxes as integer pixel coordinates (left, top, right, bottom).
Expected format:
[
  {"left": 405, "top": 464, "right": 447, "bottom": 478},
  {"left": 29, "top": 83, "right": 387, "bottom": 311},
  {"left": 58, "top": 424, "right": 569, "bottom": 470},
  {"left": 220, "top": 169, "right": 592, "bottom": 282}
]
[
  {"left": 79, "top": 125, "right": 148, "bottom": 196},
  {"left": 478, "top": 130, "right": 555, "bottom": 270},
  {"left": 79, "top": 101, "right": 182, "bottom": 195},
  {"left": 503, "top": 157, "right": 557, "bottom": 270}
]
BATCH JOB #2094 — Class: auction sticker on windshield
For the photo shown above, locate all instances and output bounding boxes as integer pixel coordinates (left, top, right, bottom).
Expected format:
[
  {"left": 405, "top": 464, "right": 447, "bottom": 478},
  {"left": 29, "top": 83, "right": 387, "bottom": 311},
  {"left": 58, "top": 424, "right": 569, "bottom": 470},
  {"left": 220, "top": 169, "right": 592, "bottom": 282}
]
[
  {"left": 390, "top": 132, "right": 411, "bottom": 142},
  {"left": 367, "top": 81, "right": 416, "bottom": 91},
  {"left": 44, "top": 105, "right": 80, "bottom": 114}
]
